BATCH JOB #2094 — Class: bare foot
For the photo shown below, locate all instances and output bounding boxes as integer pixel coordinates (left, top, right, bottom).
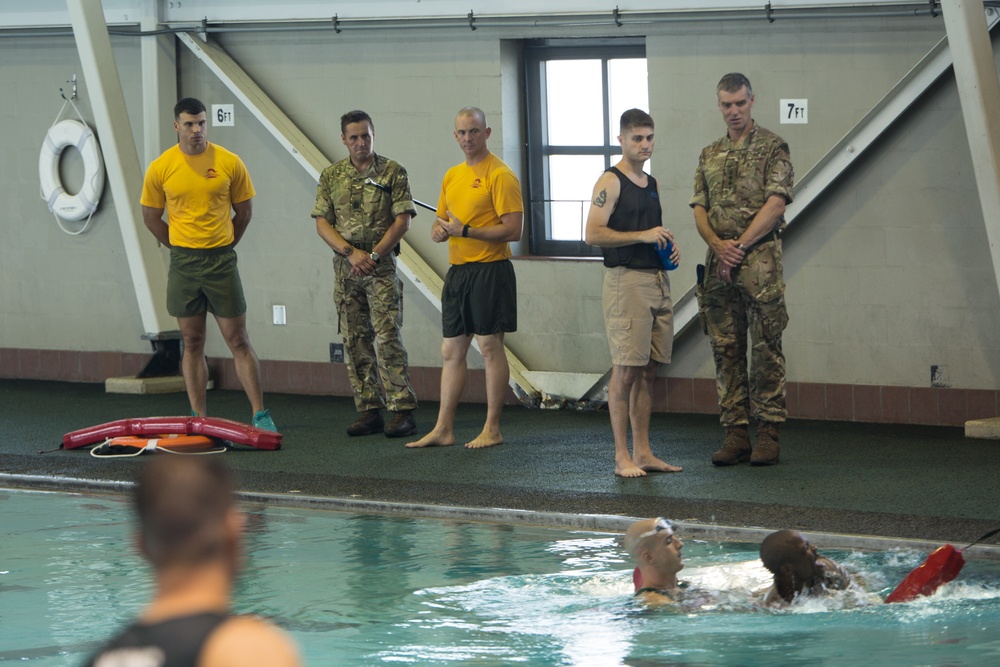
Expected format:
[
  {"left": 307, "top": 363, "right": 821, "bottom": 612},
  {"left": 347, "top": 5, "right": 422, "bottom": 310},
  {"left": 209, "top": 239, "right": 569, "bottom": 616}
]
[
  {"left": 635, "top": 454, "right": 683, "bottom": 473},
  {"left": 615, "top": 459, "right": 648, "bottom": 478},
  {"left": 405, "top": 429, "right": 456, "bottom": 448},
  {"left": 465, "top": 430, "right": 503, "bottom": 449}
]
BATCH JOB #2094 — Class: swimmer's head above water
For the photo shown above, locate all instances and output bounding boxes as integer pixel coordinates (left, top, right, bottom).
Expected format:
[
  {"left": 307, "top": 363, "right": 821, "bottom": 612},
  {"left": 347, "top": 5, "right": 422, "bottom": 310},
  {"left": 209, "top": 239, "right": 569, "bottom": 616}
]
[
  {"left": 760, "top": 530, "right": 823, "bottom": 586},
  {"left": 625, "top": 517, "right": 685, "bottom": 601},
  {"left": 760, "top": 529, "right": 852, "bottom": 605}
]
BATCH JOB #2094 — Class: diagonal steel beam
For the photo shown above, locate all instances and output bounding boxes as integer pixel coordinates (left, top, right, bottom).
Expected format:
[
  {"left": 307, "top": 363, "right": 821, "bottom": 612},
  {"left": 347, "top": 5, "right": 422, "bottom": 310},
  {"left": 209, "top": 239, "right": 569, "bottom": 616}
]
[
  {"left": 67, "top": 0, "right": 173, "bottom": 336},
  {"left": 175, "top": 32, "right": 538, "bottom": 400},
  {"left": 942, "top": 1, "right": 1000, "bottom": 313}
]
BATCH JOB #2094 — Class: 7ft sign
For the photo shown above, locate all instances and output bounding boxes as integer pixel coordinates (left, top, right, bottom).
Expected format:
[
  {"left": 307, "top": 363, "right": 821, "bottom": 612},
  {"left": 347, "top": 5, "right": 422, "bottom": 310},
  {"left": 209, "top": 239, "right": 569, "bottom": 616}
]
[{"left": 780, "top": 99, "right": 808, "bottom": 124}]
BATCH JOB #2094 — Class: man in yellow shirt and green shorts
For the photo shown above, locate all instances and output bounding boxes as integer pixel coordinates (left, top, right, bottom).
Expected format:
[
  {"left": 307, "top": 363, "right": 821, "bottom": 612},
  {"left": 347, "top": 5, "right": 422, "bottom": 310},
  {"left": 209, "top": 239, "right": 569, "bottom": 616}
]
[{"left": 140, "top": 98, "right": 276, "bottom": 431}]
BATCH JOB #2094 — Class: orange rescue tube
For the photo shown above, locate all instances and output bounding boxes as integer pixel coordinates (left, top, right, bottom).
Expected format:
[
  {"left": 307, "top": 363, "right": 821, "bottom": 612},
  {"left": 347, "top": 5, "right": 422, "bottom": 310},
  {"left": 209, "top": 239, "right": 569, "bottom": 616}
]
[{"left": 108, "top": 434, "right": 218, "bottom": 450}]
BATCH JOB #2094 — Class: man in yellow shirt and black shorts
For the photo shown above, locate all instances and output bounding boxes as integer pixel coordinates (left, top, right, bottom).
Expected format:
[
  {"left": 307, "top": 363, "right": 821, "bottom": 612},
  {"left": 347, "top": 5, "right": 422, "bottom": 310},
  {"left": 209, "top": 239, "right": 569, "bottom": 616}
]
[
  {"left": 407, "top": 107, "right": 523, "bottom": 450},
  {"left": 141, "top": 98, "right": 276, "bottom": 431}
]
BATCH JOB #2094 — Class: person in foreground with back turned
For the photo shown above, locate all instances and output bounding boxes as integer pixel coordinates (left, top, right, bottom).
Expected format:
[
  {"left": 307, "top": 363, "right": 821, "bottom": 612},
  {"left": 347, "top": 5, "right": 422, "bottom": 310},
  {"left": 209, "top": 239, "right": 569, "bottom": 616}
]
[{"left": 83, "top": 456, "right": 301, "bottom": 667}]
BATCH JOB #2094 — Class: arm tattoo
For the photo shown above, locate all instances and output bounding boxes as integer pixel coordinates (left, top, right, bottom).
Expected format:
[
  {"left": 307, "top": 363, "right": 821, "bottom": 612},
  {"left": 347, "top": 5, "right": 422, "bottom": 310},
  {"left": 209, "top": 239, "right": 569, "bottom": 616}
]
[{"left": 594, "top": 189, "right": 607, "bottom": 207}]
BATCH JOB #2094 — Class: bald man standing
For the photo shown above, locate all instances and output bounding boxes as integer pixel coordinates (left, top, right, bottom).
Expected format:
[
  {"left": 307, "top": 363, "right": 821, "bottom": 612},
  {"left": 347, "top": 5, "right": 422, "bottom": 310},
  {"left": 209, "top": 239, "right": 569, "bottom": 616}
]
[{"left": 407, "top": 107, "right": 523, "bottom": 451}]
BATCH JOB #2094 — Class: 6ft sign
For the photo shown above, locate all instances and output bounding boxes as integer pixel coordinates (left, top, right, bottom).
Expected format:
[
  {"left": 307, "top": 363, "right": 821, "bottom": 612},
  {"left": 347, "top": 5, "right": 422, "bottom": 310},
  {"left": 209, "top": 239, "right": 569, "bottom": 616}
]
[{"left": 212, "top": 104, "right": 235, "bottom": 127}]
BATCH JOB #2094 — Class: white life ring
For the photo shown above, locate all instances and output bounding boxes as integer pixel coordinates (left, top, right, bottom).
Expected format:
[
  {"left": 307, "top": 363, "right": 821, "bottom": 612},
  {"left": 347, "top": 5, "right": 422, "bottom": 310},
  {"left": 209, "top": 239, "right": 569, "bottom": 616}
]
[{"left": 38, "top": 119, "right": 105, "bottom": 221}]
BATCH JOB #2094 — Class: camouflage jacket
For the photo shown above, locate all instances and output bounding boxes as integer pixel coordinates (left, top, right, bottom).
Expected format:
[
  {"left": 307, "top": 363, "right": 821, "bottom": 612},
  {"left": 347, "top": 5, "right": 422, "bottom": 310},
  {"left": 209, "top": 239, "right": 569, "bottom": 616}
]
[
  {"left": 311, "top": 154, "right": 416, "bottom": 249},
  {"left": 689, "top": 123, "right": 794, "bottom": 240}
]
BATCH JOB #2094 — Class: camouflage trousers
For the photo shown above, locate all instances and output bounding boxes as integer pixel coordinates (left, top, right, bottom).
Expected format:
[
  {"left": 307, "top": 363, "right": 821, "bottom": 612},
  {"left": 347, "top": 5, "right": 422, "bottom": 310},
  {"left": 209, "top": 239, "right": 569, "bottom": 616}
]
[
  {"left": 696, "top": 243, "right": 788, "bottom": 426},
  {"left": 333, "top": 256, "right": 417, "bottom": 412}
]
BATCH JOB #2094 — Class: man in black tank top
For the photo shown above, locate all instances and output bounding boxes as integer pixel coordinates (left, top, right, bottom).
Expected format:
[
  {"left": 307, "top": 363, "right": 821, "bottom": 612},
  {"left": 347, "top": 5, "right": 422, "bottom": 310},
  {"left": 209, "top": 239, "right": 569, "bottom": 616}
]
[
  {"left": 585, "top": 109, "right": 683, "bottom": 478},
  {"left": 84, "top": 457, "right": 300, "bottom": 667}
]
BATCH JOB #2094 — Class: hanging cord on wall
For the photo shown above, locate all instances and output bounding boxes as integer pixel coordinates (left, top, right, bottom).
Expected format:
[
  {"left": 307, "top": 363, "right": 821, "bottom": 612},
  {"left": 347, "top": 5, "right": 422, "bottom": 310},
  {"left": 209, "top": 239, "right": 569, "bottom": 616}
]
[{"left": 42, "top": 80, "right": 103, "bottom": 236}]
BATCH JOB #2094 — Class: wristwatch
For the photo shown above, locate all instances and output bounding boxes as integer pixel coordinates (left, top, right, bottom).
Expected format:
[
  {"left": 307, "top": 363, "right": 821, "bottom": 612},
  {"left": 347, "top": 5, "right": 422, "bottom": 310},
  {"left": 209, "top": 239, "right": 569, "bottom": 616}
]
[
  {"left": 343, "top": 245, "right": 354, "bottom": 257},
  {"left": 370, "top": 251, "right": 380, "bottom": 263}
]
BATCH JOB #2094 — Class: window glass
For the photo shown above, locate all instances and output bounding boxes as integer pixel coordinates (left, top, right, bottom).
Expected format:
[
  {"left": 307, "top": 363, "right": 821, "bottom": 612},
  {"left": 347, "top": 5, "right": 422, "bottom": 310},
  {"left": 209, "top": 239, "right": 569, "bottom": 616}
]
[
  {"left": 525, "top": 40, "right": 647, "bottom": 256},
  {"left": 547, "top": 154, "right": 607, "bottom": 240},
  {"left": 545, "top": 60, "right": 604, "bottom": 146},
  {"left": 607, "top": 59, "right": 649, "bottom": 144}
]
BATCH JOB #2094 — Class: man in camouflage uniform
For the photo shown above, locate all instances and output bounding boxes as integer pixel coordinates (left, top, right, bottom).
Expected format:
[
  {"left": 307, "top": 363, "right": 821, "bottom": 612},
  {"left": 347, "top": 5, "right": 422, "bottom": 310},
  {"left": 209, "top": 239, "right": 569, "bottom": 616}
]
[
  {"left": 312, "top": 110, "right": 418, "bottom": 437},
  {"left": 690, "top": 73, "right": 794, "bottom": 466}
]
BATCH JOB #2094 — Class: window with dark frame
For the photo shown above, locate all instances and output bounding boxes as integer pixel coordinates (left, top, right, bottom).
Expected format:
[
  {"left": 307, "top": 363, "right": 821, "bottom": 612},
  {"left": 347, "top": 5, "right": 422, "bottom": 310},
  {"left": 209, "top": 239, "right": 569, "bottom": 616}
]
[{"left": 524, "top": 39, "right": 648, "bottom": 257}]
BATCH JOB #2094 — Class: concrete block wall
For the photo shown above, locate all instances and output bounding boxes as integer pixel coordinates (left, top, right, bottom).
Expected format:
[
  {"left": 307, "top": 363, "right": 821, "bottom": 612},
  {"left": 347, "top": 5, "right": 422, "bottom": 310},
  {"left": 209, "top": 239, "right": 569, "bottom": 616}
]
[
  {"left": 1, "top": 36, "right": 148, "bottom": 352},
  {"left": 2, "top": 12, "right": 999, "bottom": 425}
]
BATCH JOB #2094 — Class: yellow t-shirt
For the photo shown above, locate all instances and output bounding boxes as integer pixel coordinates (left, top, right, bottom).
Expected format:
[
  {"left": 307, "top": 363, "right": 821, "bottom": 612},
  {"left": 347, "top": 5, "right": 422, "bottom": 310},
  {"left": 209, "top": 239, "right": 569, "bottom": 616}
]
[
  {"left": 436, "top": 152, "right": 523, "bottom": 265},
  {"left": 140, "top": 143, "right": 255, "bottom": 249}
]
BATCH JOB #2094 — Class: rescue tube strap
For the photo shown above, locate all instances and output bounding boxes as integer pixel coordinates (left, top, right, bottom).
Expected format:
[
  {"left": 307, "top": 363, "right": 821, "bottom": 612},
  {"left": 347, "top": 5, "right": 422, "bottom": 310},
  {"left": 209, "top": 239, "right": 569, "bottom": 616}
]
[{"left": 964, "top": 527, "right": 1000, "bottom": 551}]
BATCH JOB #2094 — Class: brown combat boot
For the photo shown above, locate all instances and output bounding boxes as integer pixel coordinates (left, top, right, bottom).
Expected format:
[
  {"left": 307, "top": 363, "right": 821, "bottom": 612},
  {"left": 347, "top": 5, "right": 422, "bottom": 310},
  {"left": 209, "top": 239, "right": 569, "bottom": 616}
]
[
  {"left": 711, "top": 425, "right": 751, "bottom": 466},
  {"left": 346, "top": 409, "right": 383, "bottom": 436},
  {"left": 384, "top": 410, "right": 417, "bottom": 438},
  {"left": 751, "top": 422, "right": 781, "bottom": 466}
]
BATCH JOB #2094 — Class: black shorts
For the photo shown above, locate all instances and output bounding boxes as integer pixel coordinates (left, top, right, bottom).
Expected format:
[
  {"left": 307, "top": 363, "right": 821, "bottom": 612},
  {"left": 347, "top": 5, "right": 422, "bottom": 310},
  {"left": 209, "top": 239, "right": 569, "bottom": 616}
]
[{"left": 441, "top": 260, "right": 517, "bottom": 338}]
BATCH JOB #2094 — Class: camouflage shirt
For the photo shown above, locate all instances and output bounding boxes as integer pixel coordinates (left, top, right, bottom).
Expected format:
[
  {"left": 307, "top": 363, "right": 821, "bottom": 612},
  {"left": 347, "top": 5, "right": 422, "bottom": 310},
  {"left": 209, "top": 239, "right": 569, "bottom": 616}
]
[
  {"left": 689, "top": 123, "right": 794, "bottom": 239},
  {"left": 311, "top": 154, "right": 417, "bottom": 249}
]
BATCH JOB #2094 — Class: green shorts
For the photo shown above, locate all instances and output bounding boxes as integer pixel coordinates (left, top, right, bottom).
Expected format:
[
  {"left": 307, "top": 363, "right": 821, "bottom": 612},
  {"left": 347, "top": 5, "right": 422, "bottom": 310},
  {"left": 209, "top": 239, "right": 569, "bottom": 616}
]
[{"left": 167, "top": 245, "right": 246, "bottom": 319}]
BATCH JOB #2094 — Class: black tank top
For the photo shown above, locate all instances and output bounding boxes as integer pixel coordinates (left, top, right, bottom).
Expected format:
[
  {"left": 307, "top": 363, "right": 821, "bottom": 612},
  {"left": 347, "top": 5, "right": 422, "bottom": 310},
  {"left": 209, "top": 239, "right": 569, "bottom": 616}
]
[
  {"left": 602, "top": 166, "right": 662, "bottom": 270},
  {"left": 84, "top": 612, "right": 228, "bottom": 667}
]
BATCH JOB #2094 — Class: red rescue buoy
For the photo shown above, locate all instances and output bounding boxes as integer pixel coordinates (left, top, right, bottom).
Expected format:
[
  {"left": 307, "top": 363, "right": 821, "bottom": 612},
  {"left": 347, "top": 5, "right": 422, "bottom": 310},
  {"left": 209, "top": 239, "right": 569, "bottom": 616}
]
[
  {"left": 885, "top": 528, "right": 1000, "bottom": 604},
  {"left": 62, "top": 416, "right": 282, "bottom": 451},
  {"left": 884, "top": 545, "right": 965, "bottom": 603}
]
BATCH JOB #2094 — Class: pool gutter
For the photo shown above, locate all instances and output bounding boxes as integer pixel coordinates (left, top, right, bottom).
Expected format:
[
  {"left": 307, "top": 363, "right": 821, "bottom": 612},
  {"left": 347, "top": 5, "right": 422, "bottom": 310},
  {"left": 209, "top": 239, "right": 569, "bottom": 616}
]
[{"left": 5, "top": 473, "right": 1000, "bottom": 561}]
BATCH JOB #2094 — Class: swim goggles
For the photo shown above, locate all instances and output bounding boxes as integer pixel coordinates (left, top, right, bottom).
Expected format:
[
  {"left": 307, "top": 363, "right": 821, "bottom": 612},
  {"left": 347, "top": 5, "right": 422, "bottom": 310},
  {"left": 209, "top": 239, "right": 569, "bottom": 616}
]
[{"left": 638, "top": 517, "right": 675, "bottom": 541}]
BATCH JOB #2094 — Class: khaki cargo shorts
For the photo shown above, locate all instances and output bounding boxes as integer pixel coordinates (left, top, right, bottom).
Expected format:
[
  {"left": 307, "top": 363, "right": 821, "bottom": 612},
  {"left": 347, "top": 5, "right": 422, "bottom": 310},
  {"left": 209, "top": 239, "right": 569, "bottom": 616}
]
[{"left": 602, "top": 266, "right": 674, "bottom": 366}]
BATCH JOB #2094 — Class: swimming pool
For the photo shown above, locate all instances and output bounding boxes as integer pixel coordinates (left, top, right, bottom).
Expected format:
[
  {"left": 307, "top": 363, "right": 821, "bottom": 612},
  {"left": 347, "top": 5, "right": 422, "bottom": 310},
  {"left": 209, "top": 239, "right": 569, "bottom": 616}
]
[{"left": 3, "top": 488, "right": 1000, "bottom": 666}]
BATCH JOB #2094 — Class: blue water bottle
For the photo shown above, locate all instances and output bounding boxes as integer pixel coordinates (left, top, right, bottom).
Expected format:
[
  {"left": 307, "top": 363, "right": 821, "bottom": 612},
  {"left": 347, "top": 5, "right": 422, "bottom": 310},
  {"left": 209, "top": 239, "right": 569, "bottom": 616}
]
[{"left": 655, "top": 241, "right": 678, "bottom": 271}]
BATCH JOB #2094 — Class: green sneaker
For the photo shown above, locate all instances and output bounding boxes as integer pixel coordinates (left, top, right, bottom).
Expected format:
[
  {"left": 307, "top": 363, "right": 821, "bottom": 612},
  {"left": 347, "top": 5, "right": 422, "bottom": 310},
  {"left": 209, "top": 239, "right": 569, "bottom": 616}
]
[{"left": 253, "top": 409, "right": 278, "bottom": 432}]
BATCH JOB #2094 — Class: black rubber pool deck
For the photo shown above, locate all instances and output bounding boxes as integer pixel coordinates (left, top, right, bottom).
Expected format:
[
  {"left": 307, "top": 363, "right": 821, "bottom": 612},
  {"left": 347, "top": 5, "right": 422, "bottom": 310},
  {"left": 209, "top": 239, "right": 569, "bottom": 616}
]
[{"left": 3, "top": 378, "right": 999, "bottom": 545}]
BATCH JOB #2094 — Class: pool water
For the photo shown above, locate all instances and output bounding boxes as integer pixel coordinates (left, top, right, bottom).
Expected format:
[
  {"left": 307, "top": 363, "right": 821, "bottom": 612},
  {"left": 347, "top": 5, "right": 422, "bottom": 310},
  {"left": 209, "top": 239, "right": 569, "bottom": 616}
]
[{"left": 3, "top": 488, "right": 1000, "bottom": 666}]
